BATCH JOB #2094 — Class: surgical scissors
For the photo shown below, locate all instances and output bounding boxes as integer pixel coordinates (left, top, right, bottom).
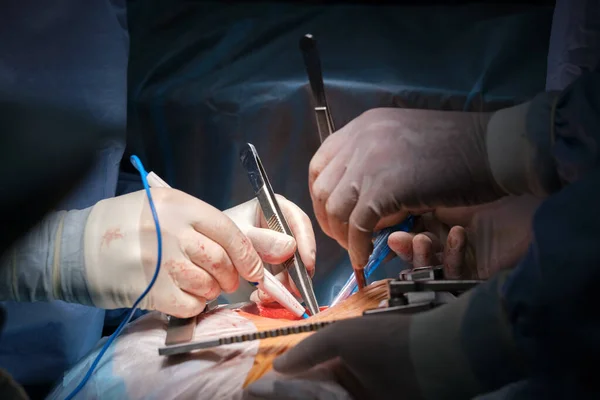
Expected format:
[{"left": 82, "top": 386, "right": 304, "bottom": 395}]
[{"left": 240, "top": 143, "right": 320, "bottom": 316}]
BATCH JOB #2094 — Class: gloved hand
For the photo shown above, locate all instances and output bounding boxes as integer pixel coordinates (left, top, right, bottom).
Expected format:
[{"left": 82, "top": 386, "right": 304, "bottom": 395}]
[
  {"left": 309, "top": 107, "right": 518, "bottom": 269},
  {"left": 223, "top": 195, "right": 316, "bottom": 304},
  {"left": 244, "top": 368, "right": 353, "bottom": 400},
  {"left": 271, "top": 274, "right": 525, "bottom": 400},
  {"left": 388, "top": 195, "right": 541, "bottom": 279},
  {"left": 84, "top": 188, "right": 274, "bottom": 318},
  {"left": 271, "top": 314, "right": 415, "bottom": 400}
]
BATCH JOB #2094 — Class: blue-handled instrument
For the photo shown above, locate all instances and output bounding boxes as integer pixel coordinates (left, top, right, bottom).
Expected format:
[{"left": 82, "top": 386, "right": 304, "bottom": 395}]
[{"left": 329, "top": 216, "right": 416, "bottom": 307}]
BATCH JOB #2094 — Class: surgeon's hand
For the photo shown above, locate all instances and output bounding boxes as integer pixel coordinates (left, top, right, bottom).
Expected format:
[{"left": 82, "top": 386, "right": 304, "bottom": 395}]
[
  {"left": 223, "top": 196, "right": 316, "bottom": 304},
  {"left": 271, "top": 314, "right": 415, "bottom": 400},
  {"left": 389, "top": 195, "right": 540, "bottom": 279},
  {"left": 309, "top": 107, "right": 506, "bottom": 269},
  {"left": 388, "top": 213, "right": 471, "bottom": 278},
  {"left": 83, "top": 188, "right": 268, "bottom": 318}
]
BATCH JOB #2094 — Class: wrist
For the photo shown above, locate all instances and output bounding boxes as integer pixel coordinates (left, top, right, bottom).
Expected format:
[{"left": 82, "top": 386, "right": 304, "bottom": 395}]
[
  {"left": 0, "top": 209, "right": 94, "bottom": 306},
  {"left": 59, "top": 207, "right": 96, "bottom": 305},
  {"left": 485, "top": 102, "right": 533, "bottom": 196},
  {"left": 485, "top": 94, "right": 562, "bottom": 197}
]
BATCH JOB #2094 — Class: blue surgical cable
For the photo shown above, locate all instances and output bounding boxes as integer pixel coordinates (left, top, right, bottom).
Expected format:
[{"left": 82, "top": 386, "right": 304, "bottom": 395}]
[
  {"left": 329, "top": 216, "right": 415, "bottom": 307},
  {"left": 64, "top": 155, "right": 163, "bottom": 400}
]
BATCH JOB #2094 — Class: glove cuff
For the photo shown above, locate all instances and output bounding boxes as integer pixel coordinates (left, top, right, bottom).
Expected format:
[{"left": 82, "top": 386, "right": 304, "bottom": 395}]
[
  {"left": 485, "top": 94, "right": 562, "bottom": 197},
  {"left": 408, "top": 271, "right": 526, "bottom": 400},
  {"left": 0, "top": 209, "right": 94, "bottom": 306}
]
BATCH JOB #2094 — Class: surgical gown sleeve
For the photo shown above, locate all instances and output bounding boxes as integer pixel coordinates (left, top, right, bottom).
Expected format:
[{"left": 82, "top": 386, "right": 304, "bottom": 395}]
[
  {"left": 0, "top": 208, "right": 94, "bottom": 306},
  {"left": 396, "top": 72, "right": 600, "bottom": 400},
  {"left": 486, "top": 71, "right": 600, "bottom": 197}
]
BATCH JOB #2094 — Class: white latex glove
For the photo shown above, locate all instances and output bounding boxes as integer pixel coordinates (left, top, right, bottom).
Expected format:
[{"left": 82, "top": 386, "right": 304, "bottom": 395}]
[
  {"left": 388, "top": 195, "right": 541, "bottom": 279},
  {"left": 224, "top": 195, "right": 316, "bottom": 304},
  {"left": 84, "top": 188, "right": 266, "bottom": 318},
  {"left": 309, "top": 107, "right": 527, "bottom": 269}
]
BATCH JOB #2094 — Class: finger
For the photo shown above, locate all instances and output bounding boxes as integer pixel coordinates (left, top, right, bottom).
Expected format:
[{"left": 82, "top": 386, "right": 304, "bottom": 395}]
[
  {"left": 163, "top": 257, "right": 223, "bottom": 300},
  {"left": 412, "top": 232, "right": 442, "bottom": 268},
  {"left": 189, "top": 199, "right": 264, "bottom": 283},
  {"left": 387, "top": 231, "right": 415, "bottom": 263},
  {"left": 310, "top": 147, "right": 353, "bottom": 239},
  {"left": 324, "top": 151, "right": 364, "bottom": 248},
  {"left": 443, "top": 226, "right": 467, "bottom": 279},
  {"left": 183, "top": 232, "right": 240, "bottom": 293},
  {"left": 267, "top": 268, "right": 303, "bottom": 299},
  {"left": 273, "top": 321, "right": 345, "bottom": 374},
  {"left": 163, "top": 292, "right": 207, "bottom": 319},
  {"left": 245, "top": 227, "right": 296, "bottom": 264},
  {"left": 274, "top": 196, "right": 317, "bottom": 276},
  {"left": 283, "top": 272, "right": 304, "bottom": 299},
  {"left": 308, "top": 131, "right": 347, "bottom": 193},
  {"left": 373, "top": 211, "right": 411, "bottom": 232},
  {"left": 250, "top": 288, "right": 276, "bottom": 304},
  {"left": 347, "top": 195, "right": 384, "bottom": 269}
]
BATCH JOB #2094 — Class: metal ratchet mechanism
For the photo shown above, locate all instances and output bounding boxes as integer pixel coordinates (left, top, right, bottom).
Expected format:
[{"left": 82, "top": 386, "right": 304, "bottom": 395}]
[
  {"left": 240, "top": 143, "right": 320, "bottom": 316},
  {"left": 363, "top": 267, "right": 483, "bottom": 316},
  {"left": 159, "top": 320, "right": 335, "bottom": 356},
  {"left": 299, "top": 34, "right": 335, "bottom": 143}
]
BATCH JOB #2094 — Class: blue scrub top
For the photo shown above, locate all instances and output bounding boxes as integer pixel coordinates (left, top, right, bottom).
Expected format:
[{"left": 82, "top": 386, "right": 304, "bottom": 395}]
[{"left": 0, "top": 0, "right": 128, "bottom": 387}]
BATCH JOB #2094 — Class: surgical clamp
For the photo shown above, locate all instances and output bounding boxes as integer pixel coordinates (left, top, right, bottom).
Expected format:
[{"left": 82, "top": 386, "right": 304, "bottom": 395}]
[
  {"left": 300, "top": 33, "right": 370, "bottom": 289},
  {"left": 240, "top": 143, "right": 320, "bottom": 316},
  {"left": 363, "top": 266, "right": 483, "bottom": 316},
  {"left": 300, "top": 34, "right": 335, "bottom": 143}
]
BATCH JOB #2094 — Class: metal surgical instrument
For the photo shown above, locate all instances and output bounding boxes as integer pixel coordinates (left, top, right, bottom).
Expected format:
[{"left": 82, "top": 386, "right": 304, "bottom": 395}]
[
  {"left": 300, "top": 33, "right": 335, "bottom": 143},
  {"left": 240, "top": 143, "right": 320, "bottom": 316},
  {"left": 329, "top": 217, "right": 415, "bottom": 307},
  {"left": 300, "top": 33, "right": 369, "bottom": 289}
]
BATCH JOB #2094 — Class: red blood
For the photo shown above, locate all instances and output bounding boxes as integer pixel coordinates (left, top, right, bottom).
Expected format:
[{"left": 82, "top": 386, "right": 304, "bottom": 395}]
[{"left": 256, "top": 303, "right": 328, "bottom": 320}]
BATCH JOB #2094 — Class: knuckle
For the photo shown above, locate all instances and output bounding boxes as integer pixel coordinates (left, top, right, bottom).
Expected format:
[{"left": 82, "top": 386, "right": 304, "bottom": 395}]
[
  {"left": 223, "top": 274, "right": 240, "bottom": 293},
  {"left": 235, "top": 235, "right": 263, "bottom": 277},
  {"left": 308, "top": 156, "right": 322, "bottom": 178},
  {"left": 212, "top": 246, "right": 230, "bottom": 268},
  {"left": 274, "top": 193, "right": 288, "bottom": 203},
  {"left": 325, "top": 197, "right": 345, "bottom": 220},
  {"left": 311, "top": 181, "right": 331, "bottom": 204},
  {"left": 148, "top": 187, "right": 174, "bottom": 204}
]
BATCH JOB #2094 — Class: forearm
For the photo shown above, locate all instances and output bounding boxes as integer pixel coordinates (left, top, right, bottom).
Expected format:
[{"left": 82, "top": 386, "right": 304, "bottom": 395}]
[
  {"left": 486, "top": 72, "right": 600, "bottom": 197},
  {"left": 0, "top": 208, "right": 94, "bottom": 305}
]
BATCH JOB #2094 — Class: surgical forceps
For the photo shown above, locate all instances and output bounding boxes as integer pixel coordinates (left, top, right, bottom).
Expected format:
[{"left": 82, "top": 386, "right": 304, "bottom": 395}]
[{"left": 240, "top": 143, "right": 320, "bottom": 316}]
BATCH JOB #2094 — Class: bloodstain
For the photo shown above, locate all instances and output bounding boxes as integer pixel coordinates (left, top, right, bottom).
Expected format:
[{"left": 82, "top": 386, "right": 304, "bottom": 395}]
[
  {"left": 101, "top": 228, "right": 124, "bottom": 248},
  {"left": 240, "top": 236, "right": 250, "bottom": 248},
  {"left": 190, "top": 240, "right": 212, "bottom": 264},
  {"left": 256, "top": 304, "right": 328, "bottom": 320}
]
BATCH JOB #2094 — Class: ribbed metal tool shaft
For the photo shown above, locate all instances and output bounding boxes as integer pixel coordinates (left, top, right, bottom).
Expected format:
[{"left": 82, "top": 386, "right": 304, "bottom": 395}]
[{"left": 158, "top": 320, "right": 336, "bottom": 356}]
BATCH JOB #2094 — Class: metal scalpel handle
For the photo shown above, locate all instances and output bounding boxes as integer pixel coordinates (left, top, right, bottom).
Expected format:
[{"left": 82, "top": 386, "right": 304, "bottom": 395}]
[{"left": 240, "top": 143, "right": 320, "bottom": 316}]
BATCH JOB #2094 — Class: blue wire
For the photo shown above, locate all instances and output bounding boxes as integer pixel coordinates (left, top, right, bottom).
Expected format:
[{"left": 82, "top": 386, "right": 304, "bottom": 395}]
[{"left": 64, "top": 155, "right": 163, "bottom": 400}]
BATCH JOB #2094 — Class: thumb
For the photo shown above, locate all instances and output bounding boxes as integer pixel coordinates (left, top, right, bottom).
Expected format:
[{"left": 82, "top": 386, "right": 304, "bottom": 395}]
[{"left": 245, "top": 227, "right": 297, "bottom": 264}]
